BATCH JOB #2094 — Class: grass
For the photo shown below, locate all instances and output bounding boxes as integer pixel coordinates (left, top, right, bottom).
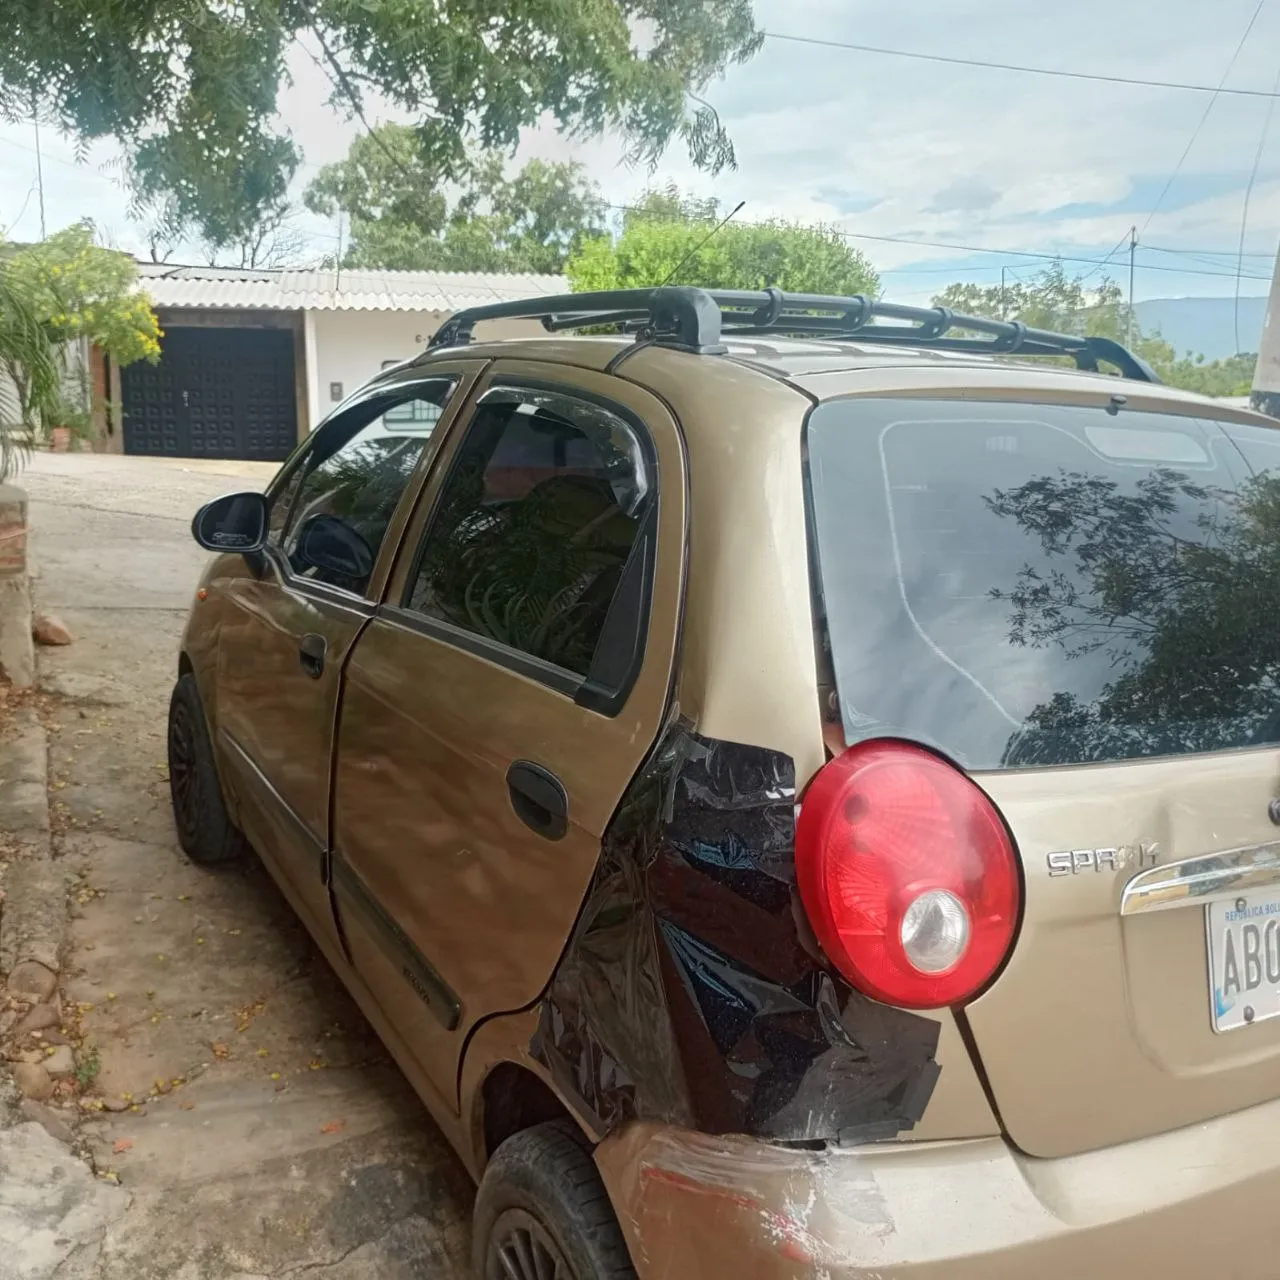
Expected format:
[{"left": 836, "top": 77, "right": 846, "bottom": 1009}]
[{"left": 75, "top": 1041, "right": 101, "bottom": 1091}]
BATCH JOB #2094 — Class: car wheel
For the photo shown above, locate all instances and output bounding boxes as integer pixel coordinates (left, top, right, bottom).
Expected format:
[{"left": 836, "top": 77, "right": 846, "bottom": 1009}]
[
  {"left": 167, "top": 673, "right": 248, "bottom": 866},
  {"left": 472, "top": 1120, "right": 637, "bottom": 1280}
]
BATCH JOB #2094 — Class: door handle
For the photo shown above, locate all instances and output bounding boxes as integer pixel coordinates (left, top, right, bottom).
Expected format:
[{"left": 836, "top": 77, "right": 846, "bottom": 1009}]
[
  {"left": 298, "top": 632, "right": 327, "bottom": 679},
  {"left": 506, "top": 761, "right": 568, "bottom": 841}
]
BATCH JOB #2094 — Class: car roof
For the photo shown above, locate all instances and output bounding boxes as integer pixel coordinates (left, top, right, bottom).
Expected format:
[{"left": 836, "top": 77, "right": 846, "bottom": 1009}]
[{"left": 408, "top": 330, "right": 1277, "bottom": 428}]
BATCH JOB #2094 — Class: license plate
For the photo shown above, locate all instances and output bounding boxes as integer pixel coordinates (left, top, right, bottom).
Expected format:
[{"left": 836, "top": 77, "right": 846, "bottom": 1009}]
[{"left": 1207, "top": 892, "right": 1280, "bottom": 1033}]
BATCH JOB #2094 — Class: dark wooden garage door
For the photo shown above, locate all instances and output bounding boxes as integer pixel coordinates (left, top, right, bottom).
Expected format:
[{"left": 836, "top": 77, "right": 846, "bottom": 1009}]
[{"left": 121, "top": 327, "right": 297, "bottom": 460}]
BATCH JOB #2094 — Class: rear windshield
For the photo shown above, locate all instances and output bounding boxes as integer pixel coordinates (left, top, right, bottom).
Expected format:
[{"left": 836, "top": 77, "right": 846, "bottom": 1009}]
[{"left": 805, "top": 398, "right": 1280, "bottom": 770}]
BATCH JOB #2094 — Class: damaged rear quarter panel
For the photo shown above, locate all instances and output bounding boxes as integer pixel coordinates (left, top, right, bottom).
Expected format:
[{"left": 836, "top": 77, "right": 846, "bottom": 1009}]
[{"left": 531, "top": 723, "right": 943, "bottom": 1144}]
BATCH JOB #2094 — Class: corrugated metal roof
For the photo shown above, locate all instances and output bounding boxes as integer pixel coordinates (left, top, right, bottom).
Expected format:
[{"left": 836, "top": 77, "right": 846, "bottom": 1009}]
[{"left": 135, "top": 263, "right": 567, "bottom": 312}]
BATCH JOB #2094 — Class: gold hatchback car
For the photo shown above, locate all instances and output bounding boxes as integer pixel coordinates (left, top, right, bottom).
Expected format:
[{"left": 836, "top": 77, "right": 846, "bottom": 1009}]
[{"left": 172, "top": 286, "right": 1280, "bottom": 1279}]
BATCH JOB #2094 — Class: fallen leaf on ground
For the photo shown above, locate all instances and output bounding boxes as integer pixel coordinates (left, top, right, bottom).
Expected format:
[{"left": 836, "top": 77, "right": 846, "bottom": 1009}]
[
  {"left": 320, "top": 1120, "right": 346, "bottom": 1135},
  {"left": 235, "top": 1000, "right": 266, "bottom": 1032},
  {"left": 112, "top": 1139, "right": 133, "bottom": 1154},
  {"left": 179, "top": 1100, "right": 195, "bottom": 1111},
  {"left": 211, "top": 1042, "right": 230, "bottom": 1059}
]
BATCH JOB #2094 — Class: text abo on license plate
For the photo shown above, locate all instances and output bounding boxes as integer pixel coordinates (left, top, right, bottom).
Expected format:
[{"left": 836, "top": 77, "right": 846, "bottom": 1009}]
[{"left": 1207, "top": 893, "right": 1280, "bottom": 1033}]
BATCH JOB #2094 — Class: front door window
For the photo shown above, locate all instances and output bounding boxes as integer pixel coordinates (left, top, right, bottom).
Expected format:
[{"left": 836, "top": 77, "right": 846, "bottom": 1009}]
[{"left": 272, "top": 379, "right": 456, "bottom": 595}]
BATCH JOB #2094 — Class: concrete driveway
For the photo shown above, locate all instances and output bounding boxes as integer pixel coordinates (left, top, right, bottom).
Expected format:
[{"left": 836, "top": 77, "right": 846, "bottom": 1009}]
[{"left": 20, "top": 452, "right": 473, "bottom": 1279}]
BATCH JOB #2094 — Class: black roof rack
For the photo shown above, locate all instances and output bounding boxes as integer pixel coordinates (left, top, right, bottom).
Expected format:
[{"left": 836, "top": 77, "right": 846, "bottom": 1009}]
[{"left": 428, "top": 285, "right": 1161, "bottom": 383}]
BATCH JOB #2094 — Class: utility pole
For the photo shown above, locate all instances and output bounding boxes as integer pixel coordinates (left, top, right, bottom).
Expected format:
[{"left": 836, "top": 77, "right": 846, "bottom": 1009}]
[
  {"left": 1252, "top": 239, "right": 1280, "bottom": 418},
  {"left": 32, "top": 108, "right": 46, "bottom": 240},
  {"left": 1127, "top": 225, "right": 1137, "bottom": 348},
  {"left": 1000, "top": 266, "right": 1008, "bottom": 319}
]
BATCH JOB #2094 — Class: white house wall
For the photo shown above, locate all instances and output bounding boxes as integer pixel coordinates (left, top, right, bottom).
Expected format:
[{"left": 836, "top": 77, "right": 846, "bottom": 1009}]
[
  {"left": 306, "top": 309, "right": 441, "bottom": 430},
  {"left": 304, "top": 308, "right": 550, "bottom": 431}
]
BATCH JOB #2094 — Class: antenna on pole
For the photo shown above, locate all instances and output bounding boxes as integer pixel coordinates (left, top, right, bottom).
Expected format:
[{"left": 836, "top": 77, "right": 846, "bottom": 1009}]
[
  {"left": 1127, "top": 224, "right": 1137, "bottom": 347},
  {"left": 32, "top": 100, "right": 46, "bottom": 240},
  {"left": 659, "top": 200, "right": 746, "bottom": 287},
  {"left": 334, "top": 210, "right": 345, "bottom": 293}
]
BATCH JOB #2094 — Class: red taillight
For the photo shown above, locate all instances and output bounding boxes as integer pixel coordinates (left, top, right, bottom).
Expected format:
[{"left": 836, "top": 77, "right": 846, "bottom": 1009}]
[{"left": 795, "top": 740, "right": 1020, "bottom": 1009}]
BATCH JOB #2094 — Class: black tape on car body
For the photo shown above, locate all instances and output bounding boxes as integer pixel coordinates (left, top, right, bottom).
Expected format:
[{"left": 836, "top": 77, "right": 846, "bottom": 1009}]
[{"left": 532, "top": 723, "right": 941, "bottom": 1142}]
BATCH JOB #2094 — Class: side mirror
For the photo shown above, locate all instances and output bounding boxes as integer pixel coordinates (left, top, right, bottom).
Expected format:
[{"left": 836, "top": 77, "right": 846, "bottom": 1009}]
[
  {"left": 295, "top": 514, "right": 374, "bottom": 583},
  {"left": 191, "top": 492, "right": 268, "bottom": 553}
]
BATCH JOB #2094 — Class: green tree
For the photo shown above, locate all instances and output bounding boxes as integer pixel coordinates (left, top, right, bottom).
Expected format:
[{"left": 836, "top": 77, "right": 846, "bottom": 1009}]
[
  {"left": 1159, "top": 351, "right": 1257, "bottom": 398},
  {"left": 1, "top": 1, "right": 761, "bottom": 247},
  {"left": 566, "top": 187, "right": 880, "bottom": 295},
  {"left": 5, "top": 225, "right": 162, "bottom": 367},
  {"left": 0, "top": 225, "right": 160, "bottom": 467},
  {"left": 0, "top": 262, "right": 60, "bottom": 480},
  {"left": 305, "top": 128, "right": 607, "bottom": 273},
  {"left": 933, "top": 263, "right": 1257, "bottom": 394}
]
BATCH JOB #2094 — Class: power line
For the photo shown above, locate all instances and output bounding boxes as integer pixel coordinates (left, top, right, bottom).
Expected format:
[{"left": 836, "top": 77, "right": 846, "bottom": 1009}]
[
  {"left": 1079, "top": 229, "right": 1134, "bottom": 282},
  {"left": 1235, "top": 60, "right": 1280, "bottom": 351},
  {"left": 3, "top": 180, "right": 38, "bottom": 237},
  {"left": 0, "top": 133, "right": 121, "bottom": 183},
  {"left": 600, "top": 199, "right": 1274, "bottom": 281},
  {"left": 1140, "top": 0, "right": 1268, "bottom": 234},
  {"left": 828, "top": 227, "right": 1273, "bottom": 280},
  {"left": 1145, "top": 242, "right": 1276, "bottom": 258},
  {"left": 762, "top": 28, "right": 1280, "bottom": 99}
]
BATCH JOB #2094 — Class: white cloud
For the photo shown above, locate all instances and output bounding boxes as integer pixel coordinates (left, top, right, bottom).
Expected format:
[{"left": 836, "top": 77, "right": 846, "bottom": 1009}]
[{"left": 2, "top": 0, "right": 1277, "bottom": 310}]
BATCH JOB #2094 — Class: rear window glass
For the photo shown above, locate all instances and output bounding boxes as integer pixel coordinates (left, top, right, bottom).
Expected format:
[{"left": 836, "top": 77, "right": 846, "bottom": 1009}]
[{"left": 806, "top": 399, "right": 1280, "bottom": 770}]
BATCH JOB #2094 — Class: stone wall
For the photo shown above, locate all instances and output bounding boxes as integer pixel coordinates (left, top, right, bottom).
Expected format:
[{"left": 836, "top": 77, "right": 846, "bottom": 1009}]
[{"left": 0, "top": 483, "right": 34, "bottom": 686}]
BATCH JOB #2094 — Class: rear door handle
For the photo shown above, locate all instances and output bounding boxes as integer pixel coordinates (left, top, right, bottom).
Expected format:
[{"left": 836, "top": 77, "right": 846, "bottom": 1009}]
[
  {"left": 298, "top": 632, "right": 327, "bottom": 679},
  {"left": 506, "top": 761, "right": 568, "bottom": 841}
]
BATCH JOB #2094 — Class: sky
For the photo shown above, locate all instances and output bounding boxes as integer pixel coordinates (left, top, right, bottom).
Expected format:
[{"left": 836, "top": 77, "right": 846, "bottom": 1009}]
[{"left": 2, "top": 0, "right": 1279, "bottom": 319}]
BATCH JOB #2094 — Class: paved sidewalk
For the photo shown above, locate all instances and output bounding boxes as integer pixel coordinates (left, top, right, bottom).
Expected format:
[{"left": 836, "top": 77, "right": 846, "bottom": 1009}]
[{"left": 1, "top": 452, "right": 472, "bottom": 1279}]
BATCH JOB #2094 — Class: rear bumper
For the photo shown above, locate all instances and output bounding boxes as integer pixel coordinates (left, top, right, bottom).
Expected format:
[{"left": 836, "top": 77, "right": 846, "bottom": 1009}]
[{"left": 596, "top": 1095, "right": 1280, "bottom": 1278}]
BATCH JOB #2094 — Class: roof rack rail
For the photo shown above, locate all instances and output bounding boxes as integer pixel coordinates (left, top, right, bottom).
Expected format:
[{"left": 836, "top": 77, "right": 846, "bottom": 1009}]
[{"left": 428, "top": 285, "right": 1161, "bottom": 383}]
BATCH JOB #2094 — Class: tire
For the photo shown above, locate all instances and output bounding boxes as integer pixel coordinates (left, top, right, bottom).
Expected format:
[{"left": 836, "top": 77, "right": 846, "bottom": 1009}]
[
  {"left": 167, "top": 673, "right": 248, "bottom": 866},
  {"left": 472, "top": 1120, "right": 638, "bottom": 1280}
]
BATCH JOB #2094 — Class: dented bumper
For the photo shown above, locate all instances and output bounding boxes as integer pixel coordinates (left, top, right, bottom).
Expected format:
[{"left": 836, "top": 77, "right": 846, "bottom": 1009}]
[{"left": 596, "top": 1098, "right": 1280, "bottom": 1278}]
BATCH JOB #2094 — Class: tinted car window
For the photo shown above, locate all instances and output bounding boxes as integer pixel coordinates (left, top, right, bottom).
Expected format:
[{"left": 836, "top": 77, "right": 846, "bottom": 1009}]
[
  {"left": 807, "top": 398, "right": 1280, "bottom": 769},
  {"left": 405, "top": 385, "right": 651, "bottom": 677},
  {"left": 279, "top": 378, "right": 455, "bottom": 594}
]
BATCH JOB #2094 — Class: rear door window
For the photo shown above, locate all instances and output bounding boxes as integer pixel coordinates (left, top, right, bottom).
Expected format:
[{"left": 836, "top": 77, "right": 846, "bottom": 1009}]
[
  {"left": 806, "top": 398, "right": 1280, "bottom": 769},
  {"left": 403, "top": 384, "right": 652, "bottom": 681}
]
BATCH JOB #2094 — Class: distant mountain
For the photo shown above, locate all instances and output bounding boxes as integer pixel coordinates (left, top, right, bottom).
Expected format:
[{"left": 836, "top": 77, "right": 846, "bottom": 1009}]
[{"left": 1134, "top": 296, "right": 1269, "bottom": 362}]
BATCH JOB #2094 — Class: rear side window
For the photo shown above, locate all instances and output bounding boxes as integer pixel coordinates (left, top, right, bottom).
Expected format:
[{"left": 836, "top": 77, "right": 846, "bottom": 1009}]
[
  {"left": 404, "top": 384, "right": 651, "bottom": 679},
  {"left": 806, "top": 398, "right": 1280, "bottom": 770}
]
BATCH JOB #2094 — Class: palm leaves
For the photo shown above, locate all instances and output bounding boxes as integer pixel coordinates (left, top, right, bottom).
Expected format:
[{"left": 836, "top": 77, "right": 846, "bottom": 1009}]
[
  {"left": 415, "top": 471, "right": 637, "bottom": 675},
  {"left": 0, "top": 261, "right": 61, "bottom": 482}
]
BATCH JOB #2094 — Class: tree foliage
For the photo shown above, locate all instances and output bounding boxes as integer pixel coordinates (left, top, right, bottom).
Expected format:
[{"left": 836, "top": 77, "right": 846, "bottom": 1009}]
[
  {"left": 933, "top": 264, "right": 1257, "bottom": 396},
  {"left": 567, "top": 186, "right": 881, "bottom": 295},
  {"left": 0, "top": 262, "right": 60, "bottom": 480},
  {"left": 0, "top": 0, "right": 761, "bottom": 247},
  {"left": 989, "top": 466, "right": 1280, "bottom": 765},
  {"left": 305, "top": 127, "right": 607, "bottom": 273},
  {"left": 0, "top": 225, "right": 159, "bottom": 475},
  {"left": 5, "top": 224, "right": 161, "bottom": 366}
]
